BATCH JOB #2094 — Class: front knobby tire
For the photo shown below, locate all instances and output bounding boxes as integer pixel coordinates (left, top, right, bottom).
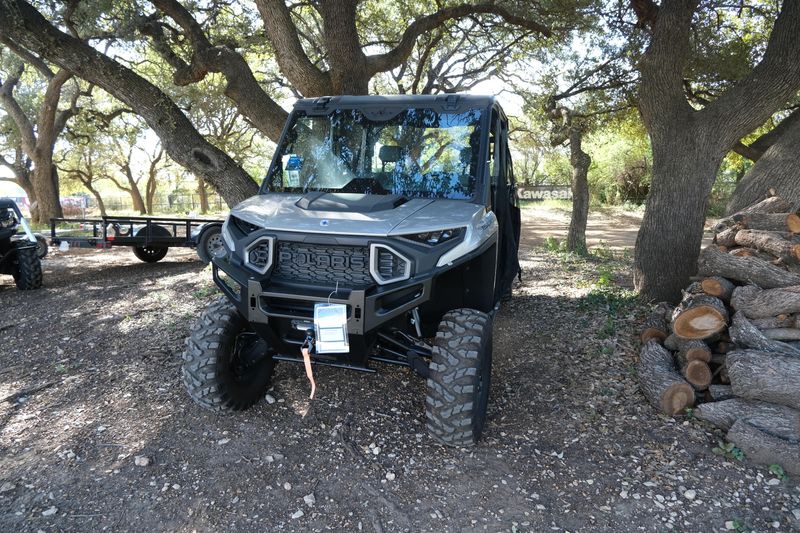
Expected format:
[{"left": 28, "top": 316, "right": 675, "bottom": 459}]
[
  {"left": 13, "top": 246, "right": 42, "bottom": 290},
  {"left": 182, "top": 297, "right": 275, "bottom": 411},
  {"left": 426, "top": 308, "right": 493, "bottom": 447}
]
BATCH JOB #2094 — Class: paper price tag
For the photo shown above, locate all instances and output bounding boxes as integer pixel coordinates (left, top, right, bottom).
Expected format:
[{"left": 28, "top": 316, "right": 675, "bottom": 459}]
[{"left": 314, "top": 303, "right": 349, "bottom": 354}]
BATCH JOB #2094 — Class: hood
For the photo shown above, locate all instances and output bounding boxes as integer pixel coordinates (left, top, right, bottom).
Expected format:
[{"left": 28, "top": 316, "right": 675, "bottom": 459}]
[{"left": 231, "top": 193, "right": 484, "bottom": 236}]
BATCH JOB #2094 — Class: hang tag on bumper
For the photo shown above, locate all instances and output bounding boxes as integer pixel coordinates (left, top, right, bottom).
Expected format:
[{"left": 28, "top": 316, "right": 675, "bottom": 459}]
[{"left": 314, "top": 303, "right": 349, "bottom": 354}]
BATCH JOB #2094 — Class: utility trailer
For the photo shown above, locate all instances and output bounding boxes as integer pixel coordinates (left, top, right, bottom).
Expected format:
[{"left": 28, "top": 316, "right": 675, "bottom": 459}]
[{"left": 49, "top": 215, "right": 225, "bottom": 263}]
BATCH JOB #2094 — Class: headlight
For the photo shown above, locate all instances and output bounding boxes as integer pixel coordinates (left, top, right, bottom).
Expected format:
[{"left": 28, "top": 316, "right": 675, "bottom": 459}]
[
  {"left": 400, "top": 227, "right": 463, "bottom": 246},
  {"left": 244, "top": 236, "right": 274, "bottom": 274},
  {"left": 232, "top": 216, "right": 260, "bottom": 234}
]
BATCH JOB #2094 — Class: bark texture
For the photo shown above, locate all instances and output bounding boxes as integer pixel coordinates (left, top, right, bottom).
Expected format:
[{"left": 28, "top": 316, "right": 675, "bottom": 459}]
[
  {"left": 728, "top": 110, "right": 800, "bottom": 213},
  {"left": 716, "top": 195, "right": 793, "bottom": 231},
  {"left": 697, "top": 246, "right": 800, "bottom": 288},
  {"left": 0, "top": 0, "right": 258, "bottom": 207},
  {"left": 727, "top": 350, "right": 800, "bottom": 409},
  {"left": 727, "top": 419, "right": 800, "bottom": 475},
  {"left": 731, "top": 285, "right": 800, "bottom": 318},
  {"left": 733, "top": 230, "right": 800, "bottom": 264},
  {"left": 638, "top": 340, "right": 695, "bottom": 415},
  {"left": 695, "top": 397, "right": 799, "bottom": 439},
  {"left": 728, "top": 312, "right": 800, "bottom": 357},
  {"left": 707, "top": 384, "right": 734, "bottom": 402},
  {"left": 566, "top": 128, "right": 590, "bottom": 253}
]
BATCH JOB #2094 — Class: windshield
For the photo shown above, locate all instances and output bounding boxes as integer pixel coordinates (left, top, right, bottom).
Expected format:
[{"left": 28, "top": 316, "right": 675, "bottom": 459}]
[{"left": 265, "top": 107, "right": 484, "bottom": 199}]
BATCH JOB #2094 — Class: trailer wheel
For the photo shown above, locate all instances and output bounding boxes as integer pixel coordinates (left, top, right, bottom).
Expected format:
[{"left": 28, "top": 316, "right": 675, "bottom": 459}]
[
  {"left": 13, "top": 246, "right": 43, "bottom": 290},
  {"left": 426, "top": 308, "right": 493, "bottom": 447},
  {"left": 183, "top": 297, "right": 275, "bottom": 411},
  {"left": 197, "top": 225, "right": 226, "bottom": 264},
  {"left": 132, "top": 225, "right": 170, "bottom": 263}
]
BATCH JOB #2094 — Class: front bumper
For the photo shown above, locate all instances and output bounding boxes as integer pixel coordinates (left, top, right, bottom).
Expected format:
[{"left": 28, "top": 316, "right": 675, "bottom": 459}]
[{"left": 212, "top": 257, "right": 432, "bottom": 337}]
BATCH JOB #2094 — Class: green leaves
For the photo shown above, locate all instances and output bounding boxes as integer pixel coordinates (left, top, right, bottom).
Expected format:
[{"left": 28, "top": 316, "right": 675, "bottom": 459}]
[{"left": 712, "top": 440, "right": 746, "bottom": 461}]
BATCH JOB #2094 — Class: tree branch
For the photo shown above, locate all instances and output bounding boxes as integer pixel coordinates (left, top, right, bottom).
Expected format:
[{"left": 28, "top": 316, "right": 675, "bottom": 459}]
[
  {"left": 0, "top": 35, "right": 53, "bottom": 78},
  {"left": 703, "top": 0, "right": 800, "bottom": 148},
  {"left": 254, "top": 0, "right": 331, "bottom": 95},
  {"left": 365, "top": 3, "right": 551, "bottom": 76},
  {"left": 0, "top": 63, "right": 36, "bottom": 155},
  {"left": 147, "top": 0, "right": 288, "bottom": 141}
]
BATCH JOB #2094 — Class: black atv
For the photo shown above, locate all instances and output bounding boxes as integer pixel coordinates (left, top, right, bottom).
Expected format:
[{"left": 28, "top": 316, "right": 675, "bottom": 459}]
[{"left": 0, "top": 198, "right": 43, "bottom": 290}]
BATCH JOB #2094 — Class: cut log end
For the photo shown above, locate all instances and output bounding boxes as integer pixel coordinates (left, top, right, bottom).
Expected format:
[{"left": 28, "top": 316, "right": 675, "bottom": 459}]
[
  {"left": 673, "top": 306, "right": 728, "bottom": 339},
  {"left": 787, "top": 213, "right": 800, "bottom": 234},
  {"left": 685, "top": 344, "right": 712, "bottom": 362},
  {"left": 660, "top": 383, "right": 696, "bottom": 415},
  {"left": 684, "top": 360, "right": 712, "bottom": 389},
  {"left": 641, "top": 328, "right": 667, "bottom": 344}
]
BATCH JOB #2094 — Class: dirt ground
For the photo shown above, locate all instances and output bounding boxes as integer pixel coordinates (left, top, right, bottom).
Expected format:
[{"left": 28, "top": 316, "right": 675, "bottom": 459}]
[{"left": 1, "top": 209, "right": 798, "bottom": 532}]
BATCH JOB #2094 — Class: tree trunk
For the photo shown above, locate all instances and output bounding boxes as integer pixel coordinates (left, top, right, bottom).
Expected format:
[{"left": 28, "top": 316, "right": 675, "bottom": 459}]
[
  {"left": 634, "top": 145, "right": 722, "bottom": 302},
  {"left": 671, "top": 293, "right": 729, "bottom": 340},
  {"left": 727, "top": 419, "right": 800, "bottom": 475},
  {"left": 197, "top": 177, "right": 209, "bottom": 214},
  {"left": 731, "top": 285, "right": 800, "bottom": 318},
  {"left": 78, "top": 177, "right": 106, "bottom": 217},
  {"left": 637, "top": 340, "right": 695, "bottom": 415},
  {"left": 697, "top": 245, "right": 800, "bottom": 288},
  {"left": 728, "top": 349, "right": 800, "bottom": 409},
  {"left": 30, "top": 155, "right": 63, "bottom": 224},
  {"left": 121, "top": 166, "right": 147, "bottom": 215},
  {"left": 633, "top": 0, "right": 800, "bottom": 302},
  {"left": 320, "top": 0, "right": 370, "bottom": 95},
  {"left": 729, "top": 312, "right": 800, "bottom": 357},
  {"left": 695, "top": 397, "right": 800, "bottom": 439},
  {"left": 727, "top": 111, "right": 800, "bottom": 213},
  {"left": 0, "top": 0, "right": 259, "bottom": 207},
  {"left": 566, "top": 128, "right": 590, "bottom": 254}
]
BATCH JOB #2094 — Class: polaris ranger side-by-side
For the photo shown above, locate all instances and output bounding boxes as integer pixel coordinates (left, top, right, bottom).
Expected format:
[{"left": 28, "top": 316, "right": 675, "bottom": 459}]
[{"left": 183, "top": 95, "right": 521, "bottom": 446}]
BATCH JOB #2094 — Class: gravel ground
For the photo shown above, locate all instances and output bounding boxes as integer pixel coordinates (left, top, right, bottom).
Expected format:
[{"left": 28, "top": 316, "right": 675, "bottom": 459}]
[{"left": 1, "top": 230, "right": 799, "bottom": 532}]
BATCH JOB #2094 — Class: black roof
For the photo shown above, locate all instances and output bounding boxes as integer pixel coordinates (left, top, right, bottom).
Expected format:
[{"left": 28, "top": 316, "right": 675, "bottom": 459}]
[{"left": 293, "top": 93, "right": 498, "bottom": 115}]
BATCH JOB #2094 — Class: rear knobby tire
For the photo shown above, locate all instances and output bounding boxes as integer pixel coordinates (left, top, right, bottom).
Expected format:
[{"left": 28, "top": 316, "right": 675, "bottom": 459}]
[
  {"left": 426, "top": 308, "right": 493, "bottom": 447},
  {"left": 13, "top": 246, "right": 42, "bottom": 290},
  {"left": 182, "top": 297, "right": 275, "bottom": 411}
]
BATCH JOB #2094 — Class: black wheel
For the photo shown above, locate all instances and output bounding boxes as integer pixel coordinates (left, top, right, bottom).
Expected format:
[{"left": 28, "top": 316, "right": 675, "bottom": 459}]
[
  {"left": 196, "top": 225, "right": 226, "bottom": 264},
  {"left": 426, "top": 308, "right": 493, "bottom": 447},
  {"left": 182, "top": 297, "right": 275, "bottom": 411},
  {"left": 34, "top": 234, "right": 48, "bottom": 259},
  {"left": 132, "top": 225, "right": 170, "bottom": 263},
  {"left": 13, "top": 246, "right": 43, "bottom": 290}
]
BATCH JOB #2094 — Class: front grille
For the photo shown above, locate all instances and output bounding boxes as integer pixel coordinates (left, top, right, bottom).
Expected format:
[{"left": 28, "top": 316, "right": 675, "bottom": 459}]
[{"left": 272, "top": 242, "right": 372, "bottom": 287}]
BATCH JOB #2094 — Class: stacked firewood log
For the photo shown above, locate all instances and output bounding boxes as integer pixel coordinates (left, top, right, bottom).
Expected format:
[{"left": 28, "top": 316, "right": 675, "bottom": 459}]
[{"left": 638, "top": 194, "right": 800, "bottom": 474}]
